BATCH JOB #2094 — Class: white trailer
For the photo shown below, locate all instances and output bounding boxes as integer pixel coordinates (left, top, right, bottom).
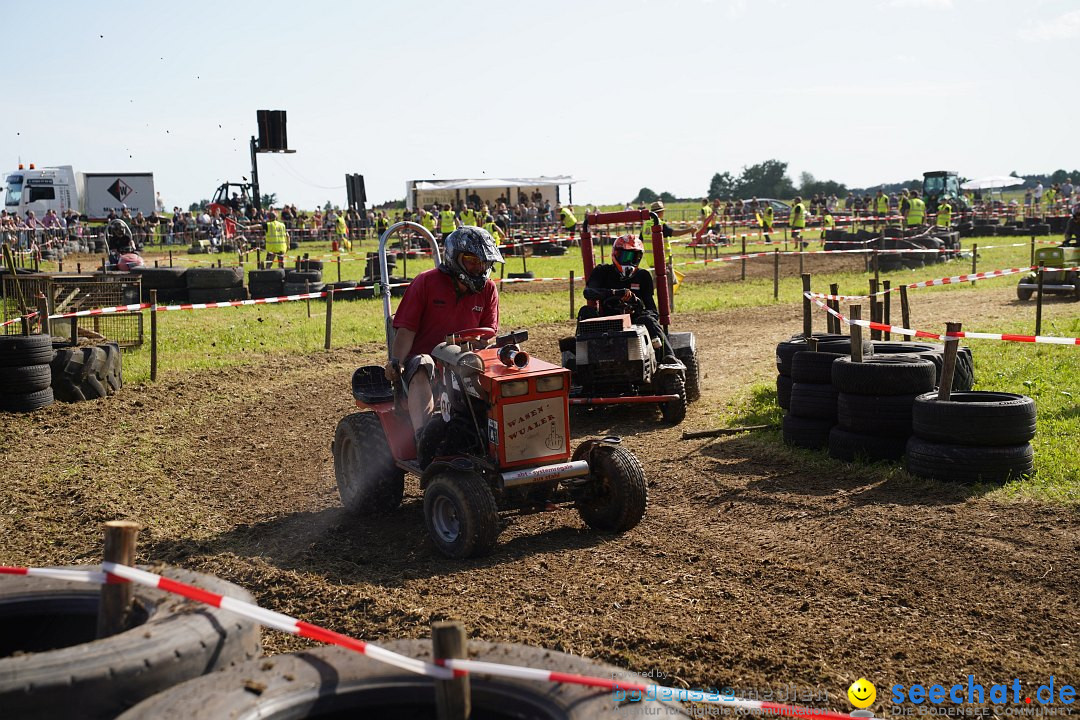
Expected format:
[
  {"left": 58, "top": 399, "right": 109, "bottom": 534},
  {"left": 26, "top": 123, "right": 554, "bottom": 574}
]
[{"left": 3, "top": 164, "right": 156, "bottom": 221}]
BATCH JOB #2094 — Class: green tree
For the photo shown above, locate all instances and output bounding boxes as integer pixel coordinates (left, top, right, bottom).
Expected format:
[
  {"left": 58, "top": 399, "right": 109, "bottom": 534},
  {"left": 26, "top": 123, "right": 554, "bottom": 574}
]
[
  {"left": 633, "top": 187, "right": 659, "bottom": 204},
  {"left": 799, "top": 172, "right": 847, "bottom": 198},
  {"left": 260, "top": 192, "right": 277, "bottom": 207},
  {"left": 708, "top": 172, "right": 737, "bottom": 199},
  {"left": 734, "top": 159, "right": 796, "bottom": 199},
  {"left": 659, "top": 191, "right": 676, "bottom": 203},
  {"left": 188, "top": 199, "right": 210, "bottom": 212}
]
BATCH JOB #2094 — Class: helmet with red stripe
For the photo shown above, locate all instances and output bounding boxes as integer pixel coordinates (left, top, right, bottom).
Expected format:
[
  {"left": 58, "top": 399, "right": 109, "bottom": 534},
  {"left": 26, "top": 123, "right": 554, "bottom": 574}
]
[{"left": 611, "top": 234, "right": 644, "bottom": 279}]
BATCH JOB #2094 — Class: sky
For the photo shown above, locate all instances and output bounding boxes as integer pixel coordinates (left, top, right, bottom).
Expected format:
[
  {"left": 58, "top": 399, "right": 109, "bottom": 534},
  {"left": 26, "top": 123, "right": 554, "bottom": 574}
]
[{"left": 3, "top": 0, "right": 1078, "bottom": 209}]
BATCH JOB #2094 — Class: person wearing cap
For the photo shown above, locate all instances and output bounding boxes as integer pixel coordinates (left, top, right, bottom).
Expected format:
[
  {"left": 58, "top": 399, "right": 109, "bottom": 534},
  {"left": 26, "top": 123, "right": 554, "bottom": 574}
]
[
  {"left": 790, "top": 196, "right": 808, "bottom": 248},
  {"left": 263, "top": 211, "right": 289, "bottom": 266},
  {"left": 936, "top": 197, "right": 953, "bottom": 229},
  {"left": 640, "top": 201, "right": 695, "bottom": 262}
]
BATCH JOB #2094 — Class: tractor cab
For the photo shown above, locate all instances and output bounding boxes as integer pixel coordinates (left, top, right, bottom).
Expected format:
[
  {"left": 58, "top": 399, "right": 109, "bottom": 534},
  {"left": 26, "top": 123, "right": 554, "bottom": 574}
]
[
  {"left": 923, "top": 171, "right": 969, "bottom": 215},
  {"left": 208, "top": 182, "right": 254, "bottom": 217}
]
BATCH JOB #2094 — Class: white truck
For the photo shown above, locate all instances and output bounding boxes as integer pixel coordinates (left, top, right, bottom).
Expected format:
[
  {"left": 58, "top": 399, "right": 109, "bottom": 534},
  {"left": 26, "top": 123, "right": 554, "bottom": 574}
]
[{"left": 3, "top": 164, "right": 156, "bottom": 221}]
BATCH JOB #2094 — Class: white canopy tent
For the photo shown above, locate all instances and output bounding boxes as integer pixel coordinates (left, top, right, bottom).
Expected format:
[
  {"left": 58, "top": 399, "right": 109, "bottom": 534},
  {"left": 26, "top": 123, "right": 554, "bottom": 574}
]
[
  {"left": 406, "top": 176, "right": 578, "bottom": 211},
  {"left": 960, "top": 175, "right": 1026, "bottom": 191}
]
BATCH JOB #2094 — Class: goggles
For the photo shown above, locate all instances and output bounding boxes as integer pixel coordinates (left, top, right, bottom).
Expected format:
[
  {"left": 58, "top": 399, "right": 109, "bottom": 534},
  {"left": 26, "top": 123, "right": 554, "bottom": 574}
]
[
  {"left": 459, "top": 252, "right": 492, "bottom": 274},
  {"left": 614, "top": 249, "right": 643, "bottom": 266}
]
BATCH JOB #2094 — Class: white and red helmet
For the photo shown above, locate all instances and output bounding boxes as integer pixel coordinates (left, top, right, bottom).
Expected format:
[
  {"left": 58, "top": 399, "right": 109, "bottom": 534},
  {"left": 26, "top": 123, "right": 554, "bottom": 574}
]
[{"left": 612, "top": 234, "right": 644, "bottom": 279}]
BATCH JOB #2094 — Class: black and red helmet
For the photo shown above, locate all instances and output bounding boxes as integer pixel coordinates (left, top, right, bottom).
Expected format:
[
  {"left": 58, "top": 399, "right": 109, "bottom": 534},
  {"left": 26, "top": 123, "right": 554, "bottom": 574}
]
[{"left": 612, "top": 234, "right": 644, "bottom": 279}]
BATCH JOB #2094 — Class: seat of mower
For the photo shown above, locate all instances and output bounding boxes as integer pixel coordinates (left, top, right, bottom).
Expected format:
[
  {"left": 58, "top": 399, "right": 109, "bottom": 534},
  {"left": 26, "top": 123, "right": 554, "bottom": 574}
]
[{"left": 352, "top": 365, "right": 394, "bottom": 404}]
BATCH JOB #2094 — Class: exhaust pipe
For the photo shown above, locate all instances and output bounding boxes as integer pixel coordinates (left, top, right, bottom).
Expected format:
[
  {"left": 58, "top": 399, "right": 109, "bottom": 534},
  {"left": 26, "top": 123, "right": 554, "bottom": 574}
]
[{"left": 501, "top": 460, "right": 590, "bottom": 488}]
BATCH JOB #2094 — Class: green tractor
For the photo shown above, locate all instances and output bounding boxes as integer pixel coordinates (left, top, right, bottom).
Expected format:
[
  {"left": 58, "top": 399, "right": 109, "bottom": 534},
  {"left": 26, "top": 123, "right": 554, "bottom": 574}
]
[
  {"left": 922, "top": 170, "right": 970, "bottom": 215},
  {"left": 1017, "top": 242, "right": 1080, "bottom": 301}
]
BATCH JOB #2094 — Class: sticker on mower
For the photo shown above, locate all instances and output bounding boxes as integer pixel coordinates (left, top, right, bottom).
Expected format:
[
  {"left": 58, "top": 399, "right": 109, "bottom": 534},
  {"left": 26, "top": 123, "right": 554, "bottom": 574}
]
[{"left": 504, "top": 398, "right": 566, "bottom": 462}]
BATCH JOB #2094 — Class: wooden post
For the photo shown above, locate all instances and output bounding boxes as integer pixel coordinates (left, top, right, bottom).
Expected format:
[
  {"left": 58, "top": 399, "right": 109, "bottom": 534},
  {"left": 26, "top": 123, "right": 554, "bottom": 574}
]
[
  {"left": 324, "top": 287, "right": 334, "bottom": 350},
  {"left": 936, "top": 322, "right": 963, "bottom": 401},
  {"left": 801, "top": 273, "right": 812, "bottom": 339},
  {"left": 58, "top": 260, "right": 63, "bottom": 273},
  {"left": 36, "top": 293, "right": 50, "bottom": 337},
  {"left": 868, "top": 279, "right": 880, "bottom": 341},
  {"left": 77, "top": 262, "right": 82, "bottom": 273},
  {"left": 70, "top": 316, "right": 79, "bottom": 346},
  {"left": 900, "top": 284, "right": 911, "bottom": 330},
  {"left": 337, "top": 256, "right": 342, "bottom": 283},
  {"left": 97, "top": 520, "right": 141, "bottom": 639},
  {"left": 773, "top": 249, "right": 780, "bottom": 300},
  {"left": 169, "top": 250, "right": 173, "bottom": 268},
  {"left": 1035, "top": 269, "right": 1044, "bottom": 336},
  {"left": 150, "top": 290, "right": 158, "bottom": 382},
  {"left": 873, "top": 249, "right": 880, "bottom": 284},
  {"left": 798, "top": 246, "right": 804, "bottom": 276},
  {"left": 1030, "top": 235, "right": 1035, "bottom": 267},
  {"left": 828, "top": 282, "right": 840, "bottom": 333},
  {"left": 849, "top": 305, "right": 863, "bottom": 362},
  {"left": 971, "top": 243, "right": 978, "bottom": 286},
  {"left": 432, "top": 621, "right": 470, "bottom": 720},
  {"left": 256, "top": 248, "right": 262, "bottom": 269},
  {"left": 882, "top": 281, "right": 891, "bottom": 340},
  {"left": 306, "top": 280, "right": 312, "bottom": 319},
  {"left": 740, "top": 237, "right": 747, "bottom": 281},
  {"left": 569, "top": 270, "right": 575, "bottom": 319}
]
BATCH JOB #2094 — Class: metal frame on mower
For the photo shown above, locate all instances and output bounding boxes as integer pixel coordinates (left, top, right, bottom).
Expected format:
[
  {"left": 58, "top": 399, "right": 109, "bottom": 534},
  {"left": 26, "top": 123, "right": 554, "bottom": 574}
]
[
  {"left": 558, "top": 210, "right": 701, "bottom": 424},
  {"left": 1017, "top": 242, "right": 1080, "bottom": 301},
  {"left": 332, "top": 222, "right": 649, "bottom": 558}
]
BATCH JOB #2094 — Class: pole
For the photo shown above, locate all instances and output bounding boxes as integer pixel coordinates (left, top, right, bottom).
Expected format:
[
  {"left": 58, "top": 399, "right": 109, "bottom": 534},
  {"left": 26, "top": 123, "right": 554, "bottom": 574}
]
[
  {"left": 801, "top": 273, "right": 812, "bottom": 339},
  {"left": 873, "top": 249, "right": 880, "bottom": 284},
  {"left": 36, "top": 293, "right": 50, "bottom": 337},
  {"left": 324, "top": 287, "right": 334, "bottom": 350},
  {"left": 432, "top": 622, "right": 470, "bottom": 720},
  {"left": 740, "top": 237, "right": 746, "bottom": 281},
  {"left": 900, "top": 284, "right": 910, "bottom": 330},
  {"left": 97, "top": 520, "right": 141, "bottom": 639},
  {"left": 1030, "top": 235, "right": 1036, "bottom": 266},
  {"left": 773, "top": 249, "right": 780, "bottom": 300},
  {"left": 569, "top": 270, "right": 575, "bottom": 320},
  {"left": 306, "top": 280, "right": 312, "bottom": 319},
  {"left": 169, "top": 250, "right": 173, "bottom": 268},
  {"left": 869, "top": 279, "right": 880, "bottom": 341},
  {"left": 1035, "top": 269, "right": 1044, "bottom": 336},
  {"left": 936, "top": 322, "right": 963, "bottom": 400},
  {"left": 849, "top": 305, "right": 863, "bottom": 362},
  {"left": 971, "top": 243, "right": 978, "bottom": 286},
  {"left": 883, "top": 280, "right": 891, "bottom": 341},
  {"left": 828, "top": 282, "right": 840, "bottom": 333},
  {"left": 150, "top": 289, "right": 158, "bottom": 382},
  {"left": 337, "top": 256, "right": 342, "bottom": 283},
  {"left": 70, "top": 316, "right": 79, "bottom": 346}
]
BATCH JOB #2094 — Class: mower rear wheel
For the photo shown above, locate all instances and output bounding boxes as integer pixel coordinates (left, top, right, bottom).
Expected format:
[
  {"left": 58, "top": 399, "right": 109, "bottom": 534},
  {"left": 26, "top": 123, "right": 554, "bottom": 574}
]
[
  {"left": 677, "top": 347, "right": 701, "bottom": 402},
  {"left": 574, "top": 445, "right": 647, "bottom": 532},
  {"left": 1016, "top": 285, "right": 1033, "bottom": 301},
  {"left": 333, "top": 413, "right": 404, "bottom": 516},
  {"left": 423, "top": 471, "right": 500, "bottom": 558},
  {"left": 657, "top": 372, "right": 687, "bottom": 425}
]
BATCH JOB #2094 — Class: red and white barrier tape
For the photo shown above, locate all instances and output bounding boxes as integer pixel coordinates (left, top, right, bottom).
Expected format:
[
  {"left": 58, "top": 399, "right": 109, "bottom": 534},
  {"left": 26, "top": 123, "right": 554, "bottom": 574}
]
[
  {"left": 0, "top": 564, "right": 864, "bottom": 719},
  {"left": 806, "top": 294, "right": 1080, "bottom": 346},
  {"left": 807, "top": 266, "right": 1037, "bottom": 300}
]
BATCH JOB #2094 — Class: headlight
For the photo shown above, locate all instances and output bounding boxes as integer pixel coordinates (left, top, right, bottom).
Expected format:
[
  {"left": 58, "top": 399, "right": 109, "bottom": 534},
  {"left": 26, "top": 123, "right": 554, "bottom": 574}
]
[
  {"left": 535, "top": 375, "right": 564, "bottom": 393},
  {"left": 501, "top": 380, "right": 529, "bottom": 397}
]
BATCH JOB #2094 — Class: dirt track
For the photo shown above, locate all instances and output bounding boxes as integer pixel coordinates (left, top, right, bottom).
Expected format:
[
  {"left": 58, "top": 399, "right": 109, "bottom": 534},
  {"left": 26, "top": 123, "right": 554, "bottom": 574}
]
[{"left": 1, "top": 283, "right": 1077, "bottom": 710}]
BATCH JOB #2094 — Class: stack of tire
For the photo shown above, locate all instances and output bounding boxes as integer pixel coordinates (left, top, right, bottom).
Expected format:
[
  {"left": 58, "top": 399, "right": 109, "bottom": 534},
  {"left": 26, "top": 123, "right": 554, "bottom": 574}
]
[
  {"left": 867, "top": 341, "right": 974, "bottom": 392},
  {"left": 131, "top": 266, "right": 188, "bottom": 304},
  {"left": 0, "top": 334, "right": 55, "bottom": 413},
  {"left": 828, "top": 356, "right": 936, "bottom": 462},
  {"left": 186, "top": 266, "right": 247, "bottom": 304},
  {"left": 363, "top": 254, "right": 408, "bottom": 297},
  {"left": 284, "top": 268, "right": 324, "bottom": 295},
  {"left": 777, "top": 333, "right": 871, "bottom": 450},
  {"left": 51, "top": 342, "right": 122, "bottom": 402},
  {"left": 248, "top": 268, "right": 285, "bottom": 299},
  {"left": 906, "top": 392, "right": 1036, "bottom": 484}
]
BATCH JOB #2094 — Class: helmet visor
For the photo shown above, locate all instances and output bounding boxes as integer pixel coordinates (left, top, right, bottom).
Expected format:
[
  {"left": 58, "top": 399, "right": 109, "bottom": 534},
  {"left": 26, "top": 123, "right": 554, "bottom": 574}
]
[
  {"left": 614, "top": 249, "right": 643, "bottom": 267},
  {"left": 459, "top": 252, "right": 494, "bottom": 276}
]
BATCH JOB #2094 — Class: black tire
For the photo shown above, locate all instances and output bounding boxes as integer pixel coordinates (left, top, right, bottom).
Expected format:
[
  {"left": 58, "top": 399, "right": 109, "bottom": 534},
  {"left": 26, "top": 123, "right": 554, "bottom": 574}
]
[
  {"left": 116, "top": 640, "right": 682, "bottom": 720},
  {"left": 828, "top": 426, "right": 907, "bottom": 463},
  {"left": 776, "top": 374, "right": 793, "bottom": 410},
  {"left": 187, "top": 287, "right": 248, "bottom": 304},
  {"left": 831, "top": 356, "right": 936, "bottom": 395},
  {"left": 869, "top": 342, "right": 974, "bottom": 391},
  {"left": 284, "top": 269, "right": 322, "bottom": 284},
  {"left": 789, "top": 382, "right": 839, "bottom": 421},
  {"left": 297, "top": 259, "right": 324, "bottom": 271},
  {"left": 99, "top": 342, "right": 123, "bottom": 394},
  {"left": 283, "top": 282, "right": 326, "bottom": 295},
  {"left": 776, "top": 335, "right": 873, "bottom": 377},
  {"left": 911, "top": 391, "right": 1036, "bottom": 446},
  {"left": 129, "top": 266, "right": 187, "bottom": 289},
  {"left": 790, "top": 351, "right": 844, "bottom": 384},
  {"left": 0, "top": 387, "right": 53, "bottom": 412},
  {"left": 0, "top": 363, "right": 51, "bottom": 394},
  {"left": 657, "top": 372, "right": 686, "bottom": 424},
  {"left": 185, "top": 266, "right": 243, "bottom": 289},
  {"left": 147, "top": 288, "right": 189, "bottom": 304},
  {"left": 423, "top": 471, "right": 501, "bottom": 558},
  {"left": 333, "top": 413, "right": 405, "bottom": 516},
  {"left": 248, "top": 268, "right": 285, "bottom": 283},
  {"left": 507, "top": 271, "right": 535, "bottom": 279},
  {"left": 0, "top": 334, "right": 54, "bottom": 367},
  {"left": 905, "top": 437, "right": 1034, "bottom": 484},
  {"left": 674, "top": 346, "right": 701, "bottom": 402},
  {"left": 781, "top": 413, "right": 832, "bottom": 449},
  {"left": 0, "top": 566, "right": 261, "bottom": 720},
  {"left": 329, "top": 280, "right": 358, "bottom": 290},
  {"left": 837, "top": 392, "right": 917, "bottom": 435},
  {"left": 248, "top": 282, "right": 284, "bottom": 300},
  {"left": 572, "top": 443, "right": 648, "bottom": 533}
]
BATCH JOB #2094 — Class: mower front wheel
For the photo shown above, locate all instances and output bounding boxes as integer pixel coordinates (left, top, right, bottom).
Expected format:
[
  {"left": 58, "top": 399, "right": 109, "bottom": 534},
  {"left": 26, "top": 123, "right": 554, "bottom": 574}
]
[
  {"left": 574, "top": 444, "right": 647, "bottom": 532},
  {"left": 333, "top": 413, "right": 405, "bottom": 516},
  {"left": 657, "top": 372, "right": 687, "bottom": 425},
  {"left": 423, "top": 472, "right": 501, "bottom": 558},
  {"left": 1016, "top": 284, "right": 1033, "bottom": 302}
]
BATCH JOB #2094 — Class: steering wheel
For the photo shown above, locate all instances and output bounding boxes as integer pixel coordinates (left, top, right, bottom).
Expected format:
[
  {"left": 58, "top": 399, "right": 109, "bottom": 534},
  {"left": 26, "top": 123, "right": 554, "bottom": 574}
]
[
  {"left": 601, "top": 294, "right": 640, "bottom": 313},
  {"left": 451, "top": 327, "right": 496, "bottom": 344}
]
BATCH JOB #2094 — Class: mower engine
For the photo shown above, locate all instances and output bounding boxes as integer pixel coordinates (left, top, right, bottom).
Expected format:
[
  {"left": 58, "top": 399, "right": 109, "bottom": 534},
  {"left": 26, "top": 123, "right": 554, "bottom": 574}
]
[{"left": 568, "top": 314, "right": 656, "bottom": 394}]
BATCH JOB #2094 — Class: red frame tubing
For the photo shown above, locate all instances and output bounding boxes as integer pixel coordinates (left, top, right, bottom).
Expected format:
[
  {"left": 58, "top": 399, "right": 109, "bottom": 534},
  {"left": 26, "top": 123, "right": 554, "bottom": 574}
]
[
  {"left": 650, "top": 218, "right": 671, "bottom": 329},
  {"left": 570, "top": 394, "right": 680, "bottom": 405}
]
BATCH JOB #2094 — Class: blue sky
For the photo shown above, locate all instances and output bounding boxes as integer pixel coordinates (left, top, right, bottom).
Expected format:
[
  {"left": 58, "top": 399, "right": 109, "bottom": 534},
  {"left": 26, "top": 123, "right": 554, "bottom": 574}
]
[{"left": 4, "top": 0, "right": 1078, "bottom": 208}]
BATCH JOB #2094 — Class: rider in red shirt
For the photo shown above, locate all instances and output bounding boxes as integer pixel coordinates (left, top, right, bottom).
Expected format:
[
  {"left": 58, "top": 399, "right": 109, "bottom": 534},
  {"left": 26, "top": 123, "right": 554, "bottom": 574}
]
[{"left": 385, "top": 226, "right": 503, "bottom": 433}]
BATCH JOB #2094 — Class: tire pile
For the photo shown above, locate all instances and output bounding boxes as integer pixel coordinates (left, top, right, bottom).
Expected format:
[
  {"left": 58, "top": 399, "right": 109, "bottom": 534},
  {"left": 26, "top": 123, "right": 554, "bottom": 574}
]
[
  {"left": 364, "top": 253, "right": 408, "bottom": 297},
  {"left": 186, "top": 266, "right": 247, "bottom": 304},
  {"left": 52, "top": 341, "right": 123, "bottom": 403},
  {"left": 131, "top": 266, "right": 188, "bottom": 304},
  {"left": 0, "top": 334, "right": 55, "bottom": 412},
  {"left": 777, "top": 333, "right": 869, "bottom": 449},
  {"left": 248, "top": 267, "right": 285, "bottom": 299}
]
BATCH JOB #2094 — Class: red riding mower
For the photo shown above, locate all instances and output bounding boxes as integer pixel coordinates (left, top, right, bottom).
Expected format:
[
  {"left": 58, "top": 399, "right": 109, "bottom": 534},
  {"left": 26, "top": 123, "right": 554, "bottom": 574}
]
[
  {"left": 558, "top": 210, "right": 701, "bottom": 425},
  {"left": 332, "top": 222, "right": 649, "bottom": 558}
]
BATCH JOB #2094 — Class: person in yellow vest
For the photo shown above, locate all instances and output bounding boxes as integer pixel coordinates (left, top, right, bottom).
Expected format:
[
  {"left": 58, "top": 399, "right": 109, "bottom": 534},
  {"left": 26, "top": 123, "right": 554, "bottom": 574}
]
[
  {"left": 437, "top": 203, "right": 459, "bottom": 239},
  {"left": 874, "top": 189, "right": 890, "bottom": 228},
  {"left": 460, "top": 203, "right": 478, "bottom": 228},
  {"left": 906, "top": 190, "right": 926, "bottom": 228},
  {"left": 263, "top": 211, "right": 289, "bottom": 266},
  {"left": 936, "top": 198, "right": 953, "bottom": 228},
  {"left": 820, "top": 210, "right": 836, "bottom": 241},
  {"left": 334, "top": 211, "right": 351, "bottom": 251},
  {"left": 761, "top": 202, "right": 775, "bottom": 244},
  {"left": 418, "top": 206, "right": 436, "bottom": 235},
  {"left": 482, "top": 214, "right": 504, "bottom": 246},
  {"left": 790, "top": 196, "right": 807, "bottom": 248},
  {"left": 557, "top": 204, "right": 577, "bottom": 235},
  {"left": 640, "top": 200, "right": 695, "bottom": 262},
  {"left": 375, "top": 211, "right": 390, "bottom": 238},
  {"left": 699, "top": 198, "right": 713, "bottom": 229}
]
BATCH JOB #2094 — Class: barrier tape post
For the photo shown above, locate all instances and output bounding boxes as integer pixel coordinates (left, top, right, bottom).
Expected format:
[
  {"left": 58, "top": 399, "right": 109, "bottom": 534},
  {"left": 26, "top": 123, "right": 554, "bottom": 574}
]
[
  {"left": 937, "top": 323, "right": 962, "bottom": 401},
  {"left": 900, "top": 284, "right": 910, "bottom": 330},
  {"left": 569, "top": 270, "right": 575, "bottom": 320},
  {"left": 1035, "top": 269, "right": 1044, "bottom": 336},
  {"left": 850, "top": 305, "right": 864, "bottom": 362},
  {"left": 324, "top": 287, "right": 334, "bottom": 350},
  {"left": 36, "top": 293, "right": 50, "bottom": 337},
  {"left": 801, "top": 274, "right": 812, "bottom": 339},
  {"left": 828, "top": 283, "right": 840, "bottom": 333},
  {"left": 97, "top": 520, "right": 140, "bottom": 639},
  {"left": 306, "top": 280, "right": 312, "bottom": 319},
  {"left": 1030, "top": 235, "right": 1036, "bottom": 266},
  {"left": 432, "top": 621, "right": 470, "bottom": 720},
  {"left": 873, "top": 248, "right": 880, "bottom": 284},
  {"left": 150, "top": 290, "right": 158, "bottom": 382},
  {"left": 773, "top": 249, "right": 780, "bottom": 300},
  {"left": 971, "top": 243, "right": 978, "bottom": 287},
  {"left": 869, "top": 279, "right": 880, "bottom": 341},
  {"left": 169, "top": 250, "right": 173, "bottom": 268},
  {"left": 741, "top": 237, "right": 747, "bottom": 281},
  {"left": 70, "top": 314, "right": 79, "bottom": 347},
  {"left": 883, "top": 281, "right": 891, "bottom": 341}
]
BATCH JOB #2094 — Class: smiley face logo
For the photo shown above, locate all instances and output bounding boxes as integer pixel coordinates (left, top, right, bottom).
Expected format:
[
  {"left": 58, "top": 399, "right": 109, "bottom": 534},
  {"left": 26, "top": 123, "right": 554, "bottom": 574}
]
[{"left": 848, "top": 678, "right": 876, "bottom": 709}]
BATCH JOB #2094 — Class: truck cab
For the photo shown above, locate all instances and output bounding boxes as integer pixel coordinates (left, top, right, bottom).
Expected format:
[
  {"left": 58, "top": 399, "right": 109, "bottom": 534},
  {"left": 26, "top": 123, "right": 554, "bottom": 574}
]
[{"left": 4, "top": 165, "right": 78, "bottom": 218}]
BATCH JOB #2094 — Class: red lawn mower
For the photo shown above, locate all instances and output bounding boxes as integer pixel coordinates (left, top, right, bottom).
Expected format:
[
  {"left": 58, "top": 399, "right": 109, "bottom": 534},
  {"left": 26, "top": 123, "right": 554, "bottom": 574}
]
[{"left": 332, "top": 222, "right": 648, "bottom": 558}]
